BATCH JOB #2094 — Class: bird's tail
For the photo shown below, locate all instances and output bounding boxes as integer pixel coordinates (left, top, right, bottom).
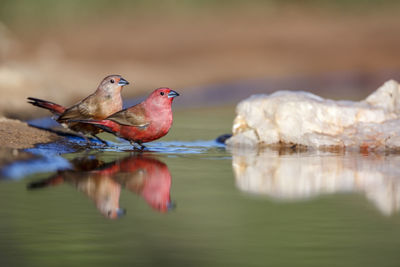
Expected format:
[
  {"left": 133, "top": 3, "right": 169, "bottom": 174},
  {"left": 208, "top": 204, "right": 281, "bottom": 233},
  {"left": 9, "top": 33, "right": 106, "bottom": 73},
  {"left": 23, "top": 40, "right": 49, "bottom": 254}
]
[
  {"left": 27, "top": 97, "right": 66, "bottom": 116},
  {"left": 27, "top": 174, "right": 64, "bottom": 190}
]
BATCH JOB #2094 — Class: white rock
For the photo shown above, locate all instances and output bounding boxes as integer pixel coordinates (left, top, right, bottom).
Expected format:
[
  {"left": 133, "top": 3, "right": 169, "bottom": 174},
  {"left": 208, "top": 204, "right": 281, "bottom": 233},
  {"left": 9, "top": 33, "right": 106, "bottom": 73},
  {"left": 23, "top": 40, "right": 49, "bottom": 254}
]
[
  {"left": 231, "top": 149, "right": 400, "bottom": 216},
  {"left": 226, "top": 80, "right": 400, "bottom": 150}
]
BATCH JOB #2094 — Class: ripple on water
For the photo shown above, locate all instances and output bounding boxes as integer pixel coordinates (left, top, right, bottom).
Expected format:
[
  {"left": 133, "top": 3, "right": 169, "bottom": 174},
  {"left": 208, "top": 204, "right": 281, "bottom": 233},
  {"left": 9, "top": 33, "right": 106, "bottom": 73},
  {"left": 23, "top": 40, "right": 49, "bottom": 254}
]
[
  {"left": 0, "top": 138, "right": 228, "bottom": 179},
  {"left": 104, "top": 140, "right": 226, "bottom": 154}
]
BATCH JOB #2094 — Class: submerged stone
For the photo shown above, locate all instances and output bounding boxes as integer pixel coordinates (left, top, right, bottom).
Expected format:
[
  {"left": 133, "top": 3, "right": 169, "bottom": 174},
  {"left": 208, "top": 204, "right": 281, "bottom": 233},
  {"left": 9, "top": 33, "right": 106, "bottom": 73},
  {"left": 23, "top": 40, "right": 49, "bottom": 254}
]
[{"left": 226, "top": 80, "right": 400, "bottom": 151}]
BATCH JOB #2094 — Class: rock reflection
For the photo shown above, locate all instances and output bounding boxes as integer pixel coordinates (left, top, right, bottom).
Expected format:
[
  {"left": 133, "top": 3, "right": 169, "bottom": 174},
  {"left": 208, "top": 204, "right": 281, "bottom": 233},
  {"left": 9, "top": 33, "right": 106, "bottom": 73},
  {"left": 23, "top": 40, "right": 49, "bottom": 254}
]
[
  {"left": 231, "top": 148, "right": 400, "bottom": 215},
  {"left": 28, "top": 154, "right": 173, "bottom": 219}
]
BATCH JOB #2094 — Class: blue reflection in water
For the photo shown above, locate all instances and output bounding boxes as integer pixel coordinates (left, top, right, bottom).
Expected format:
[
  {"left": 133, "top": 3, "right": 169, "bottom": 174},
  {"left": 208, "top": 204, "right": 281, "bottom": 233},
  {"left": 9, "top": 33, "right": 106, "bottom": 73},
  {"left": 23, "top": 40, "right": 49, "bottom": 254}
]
[
  {"left": 1, "top": 145, "right": 72, "bottom": 179},
  {"left": 1, "top": 134, "right": 226, "bottom": 180}
]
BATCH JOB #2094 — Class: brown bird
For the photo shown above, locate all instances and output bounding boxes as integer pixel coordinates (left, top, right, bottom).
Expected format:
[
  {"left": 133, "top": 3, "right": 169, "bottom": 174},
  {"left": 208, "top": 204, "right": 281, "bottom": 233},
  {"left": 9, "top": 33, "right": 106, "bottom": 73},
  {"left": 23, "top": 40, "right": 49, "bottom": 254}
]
[
  {"left": 71, "top": 88, "right": 179, "bottom": 149},
  {"left": 27, "top": 75, "right": 129, "bottom": 144}
]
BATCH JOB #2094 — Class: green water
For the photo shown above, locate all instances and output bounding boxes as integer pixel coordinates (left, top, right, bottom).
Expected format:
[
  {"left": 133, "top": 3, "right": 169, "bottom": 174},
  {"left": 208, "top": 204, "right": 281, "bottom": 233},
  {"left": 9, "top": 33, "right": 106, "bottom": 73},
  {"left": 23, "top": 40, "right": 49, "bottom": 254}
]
[{"left": 1, "top": 106, "right": 400, "bottom": 267}]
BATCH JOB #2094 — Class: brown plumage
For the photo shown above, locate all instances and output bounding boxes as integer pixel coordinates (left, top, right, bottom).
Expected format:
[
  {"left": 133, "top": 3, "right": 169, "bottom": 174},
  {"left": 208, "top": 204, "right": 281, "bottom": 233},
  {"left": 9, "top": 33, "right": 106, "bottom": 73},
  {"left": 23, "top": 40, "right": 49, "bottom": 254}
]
[{"left": 27, "top": 75, "right": 130, "bottom": 144}]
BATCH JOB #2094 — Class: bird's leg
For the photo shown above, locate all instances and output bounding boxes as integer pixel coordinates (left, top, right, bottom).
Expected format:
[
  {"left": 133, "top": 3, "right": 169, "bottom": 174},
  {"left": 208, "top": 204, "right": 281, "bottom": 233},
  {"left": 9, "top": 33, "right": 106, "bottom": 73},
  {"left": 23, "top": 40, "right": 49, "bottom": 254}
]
[
  {"left": 129, "top": 140, "right": 140, "bottom": 150},
  {"left": 75, "top": 132, "right": 92, "bottom": 145},
  {"left": 92, "top": 134, "right": 108, "bottom": 146},
  {"left": 129, "top": 141, "right": 146, "bottom": 151},
  {"left": 138, "top": 142, "right": 146, "bottom": 151}
]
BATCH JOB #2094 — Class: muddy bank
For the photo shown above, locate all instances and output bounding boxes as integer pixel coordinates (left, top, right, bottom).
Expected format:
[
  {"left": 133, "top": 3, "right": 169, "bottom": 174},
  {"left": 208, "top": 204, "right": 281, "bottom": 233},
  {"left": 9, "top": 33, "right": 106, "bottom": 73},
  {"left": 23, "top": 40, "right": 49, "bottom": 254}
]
[
  {"left": 0, "top": 117, "right": 59, "bottom": 167},
  {"left": 0, "top": 117, "right": 59, "bottom": 149}
]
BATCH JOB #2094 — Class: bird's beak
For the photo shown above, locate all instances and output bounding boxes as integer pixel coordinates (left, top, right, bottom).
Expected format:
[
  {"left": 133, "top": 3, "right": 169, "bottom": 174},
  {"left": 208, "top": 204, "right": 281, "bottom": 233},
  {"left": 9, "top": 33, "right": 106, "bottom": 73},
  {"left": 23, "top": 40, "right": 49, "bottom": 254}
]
[
  {"left": 167, "top": 201, "right": 176, "bottom": 211},
  {"left": 118, "top": 78, "right": 129, "bottom": 86},
  {"left": 117, "top": 208, "right": 126, "bottom": 217},
  {"left": 168, "top": 90, "right": 180, "bottom": 98}
]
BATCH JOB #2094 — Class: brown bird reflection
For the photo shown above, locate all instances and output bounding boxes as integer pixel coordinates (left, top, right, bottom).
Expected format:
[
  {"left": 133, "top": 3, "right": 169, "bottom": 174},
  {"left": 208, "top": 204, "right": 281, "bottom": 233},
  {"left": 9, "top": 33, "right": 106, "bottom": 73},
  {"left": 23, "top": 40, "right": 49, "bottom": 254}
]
[{"left": 28, "top": 154, "right": 174, "bottom": 219}]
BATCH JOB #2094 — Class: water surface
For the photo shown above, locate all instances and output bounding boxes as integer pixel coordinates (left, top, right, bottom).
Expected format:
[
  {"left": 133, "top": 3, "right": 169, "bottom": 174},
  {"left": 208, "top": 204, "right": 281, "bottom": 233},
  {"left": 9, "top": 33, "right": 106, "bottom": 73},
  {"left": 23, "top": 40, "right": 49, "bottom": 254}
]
[{"left": 1, "top": 106, "right": 400, "bottom": 267}]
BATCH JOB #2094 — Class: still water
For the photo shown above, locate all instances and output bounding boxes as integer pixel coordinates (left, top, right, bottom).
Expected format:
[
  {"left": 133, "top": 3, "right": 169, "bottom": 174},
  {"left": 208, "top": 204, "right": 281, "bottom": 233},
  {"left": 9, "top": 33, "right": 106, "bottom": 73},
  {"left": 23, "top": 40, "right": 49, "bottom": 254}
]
[{"left": 1, "top": 106, "right": 400, "bottom": 267}]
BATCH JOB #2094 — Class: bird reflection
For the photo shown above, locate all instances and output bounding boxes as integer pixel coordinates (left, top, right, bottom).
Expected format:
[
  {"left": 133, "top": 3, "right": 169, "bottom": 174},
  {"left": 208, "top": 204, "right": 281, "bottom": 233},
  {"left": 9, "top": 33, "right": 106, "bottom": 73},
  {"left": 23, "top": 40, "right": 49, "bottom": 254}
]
[
  {"left": 28, "top": 154, "right": 174, "bottom": 219},
  {"left": 231, "top": 148, "right": 400, "bottom": 216},
  {"left": 112, "top": 156, "right": 174, "bottom": 212}
]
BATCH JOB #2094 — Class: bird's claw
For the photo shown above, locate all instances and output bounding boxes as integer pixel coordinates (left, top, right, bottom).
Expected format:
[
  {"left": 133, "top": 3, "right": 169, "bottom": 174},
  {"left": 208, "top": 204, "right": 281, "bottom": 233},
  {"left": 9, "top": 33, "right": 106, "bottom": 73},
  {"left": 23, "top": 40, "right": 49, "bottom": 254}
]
[
  {"left": 129, "top": 141, "right": 146, "bottom": 151},
  {"left": 92, "top": 135, "right": 108, "bottom": 147}
]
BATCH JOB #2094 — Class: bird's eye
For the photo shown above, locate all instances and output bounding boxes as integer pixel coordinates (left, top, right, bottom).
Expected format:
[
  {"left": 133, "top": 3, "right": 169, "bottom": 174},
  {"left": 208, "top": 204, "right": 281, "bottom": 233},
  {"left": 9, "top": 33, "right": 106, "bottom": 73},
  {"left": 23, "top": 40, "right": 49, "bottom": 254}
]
[
  {"left": 160, "top": 92, "right": 165, "bottom": 96},
  {"left": 110, "top": 79, "right": 115, "bottom": 84}
]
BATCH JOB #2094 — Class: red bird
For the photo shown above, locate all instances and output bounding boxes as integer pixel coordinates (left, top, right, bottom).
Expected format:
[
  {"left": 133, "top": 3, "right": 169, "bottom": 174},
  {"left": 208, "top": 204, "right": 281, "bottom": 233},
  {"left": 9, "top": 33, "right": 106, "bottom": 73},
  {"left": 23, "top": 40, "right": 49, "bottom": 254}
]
[
  {"left": 27, "top": 75, "right": 130, "bottom": 144},
  {"left": 72, "top": 88, "right": 179, "bottom": 149}
]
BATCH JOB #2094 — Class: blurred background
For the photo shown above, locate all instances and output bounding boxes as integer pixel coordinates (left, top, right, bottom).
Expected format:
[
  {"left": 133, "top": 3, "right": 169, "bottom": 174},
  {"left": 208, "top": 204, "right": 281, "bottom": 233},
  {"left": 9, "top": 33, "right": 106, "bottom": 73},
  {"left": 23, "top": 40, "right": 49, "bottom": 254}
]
[
  {"left": 1, "top": 0, "right": 400, "bottom": 119},
  {"left": 2, "top": 3, "right": 400, "bottom": 267}
]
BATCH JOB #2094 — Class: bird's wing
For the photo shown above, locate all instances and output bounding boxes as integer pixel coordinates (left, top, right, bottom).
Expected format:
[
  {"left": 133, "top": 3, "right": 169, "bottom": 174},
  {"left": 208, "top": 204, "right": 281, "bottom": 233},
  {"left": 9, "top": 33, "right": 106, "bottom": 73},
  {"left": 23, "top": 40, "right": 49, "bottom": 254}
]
[
  {"left": 57, "top": 94, "right": 98, "bottom": 121},
  {"left": 58, "top": 102, "right": 93, "bottom": 121},
  {"left": 107, "top": 105, "right": 149, "bottom": 128}
]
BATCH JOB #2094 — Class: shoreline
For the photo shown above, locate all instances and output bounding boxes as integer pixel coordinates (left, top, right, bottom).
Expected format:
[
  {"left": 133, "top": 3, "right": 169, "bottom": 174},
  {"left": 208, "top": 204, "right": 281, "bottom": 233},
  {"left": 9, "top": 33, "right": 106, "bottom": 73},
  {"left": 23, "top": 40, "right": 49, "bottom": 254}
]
[{"left": 0, "top": 117, "right": 60, "bottom": 168}]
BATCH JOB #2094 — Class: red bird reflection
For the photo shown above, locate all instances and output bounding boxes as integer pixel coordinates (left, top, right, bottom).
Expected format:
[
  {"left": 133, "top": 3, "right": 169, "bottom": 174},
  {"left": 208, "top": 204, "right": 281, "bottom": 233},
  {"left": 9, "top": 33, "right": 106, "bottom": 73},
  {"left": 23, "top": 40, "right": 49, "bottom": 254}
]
[
  {"left": 28, "top": 154, "right": 174, "bottom": 219},
  {"left": 113, "top": 156, "right": 174, "bottom": 213}
]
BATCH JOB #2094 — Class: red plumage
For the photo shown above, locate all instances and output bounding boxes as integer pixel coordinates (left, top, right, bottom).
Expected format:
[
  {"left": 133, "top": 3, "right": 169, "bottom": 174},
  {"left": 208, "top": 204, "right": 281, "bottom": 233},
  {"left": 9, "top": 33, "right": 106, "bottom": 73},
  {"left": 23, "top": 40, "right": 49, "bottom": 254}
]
[
  {"left": 73, "top": 88, "right": 179, "bottom": 148},
  {"left": 26, "top": 98, "right": 66, "bottom": 115}
]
